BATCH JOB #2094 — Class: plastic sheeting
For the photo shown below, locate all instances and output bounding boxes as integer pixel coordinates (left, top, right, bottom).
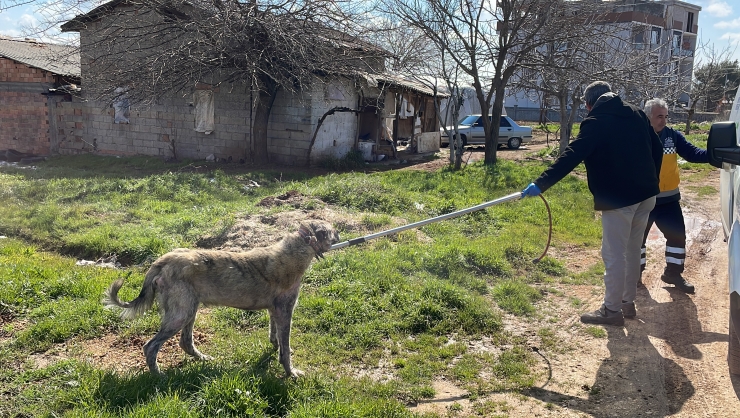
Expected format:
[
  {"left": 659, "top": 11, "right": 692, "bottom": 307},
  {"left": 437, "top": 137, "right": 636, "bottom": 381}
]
[
  {"left": 194, "top": 90, "right": 215, "bottom": 134},
  {"left": 113, "top": 87, "right": 130, "bottom": 124}
]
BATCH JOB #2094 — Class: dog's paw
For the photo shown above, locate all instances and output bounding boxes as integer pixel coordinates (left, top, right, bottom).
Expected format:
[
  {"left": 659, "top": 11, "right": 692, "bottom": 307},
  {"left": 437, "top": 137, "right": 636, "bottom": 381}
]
[
  {"left": 288, "top": 368, "right": 305, "bottom": 378},
  {"left": 199, "top": 354, "right": 214, "bottom": 361}
]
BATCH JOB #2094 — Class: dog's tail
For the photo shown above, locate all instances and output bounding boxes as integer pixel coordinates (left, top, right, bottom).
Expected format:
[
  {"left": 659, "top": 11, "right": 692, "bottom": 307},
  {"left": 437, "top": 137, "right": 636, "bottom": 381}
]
[{"left": 103, "top": 267, "right": 159, "bottom": 320}]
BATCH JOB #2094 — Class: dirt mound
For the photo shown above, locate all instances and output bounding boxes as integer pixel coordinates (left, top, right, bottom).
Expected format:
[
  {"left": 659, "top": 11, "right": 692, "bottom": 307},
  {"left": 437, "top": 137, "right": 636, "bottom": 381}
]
[
  {"left": 197, "top": 205, "right": 386, "bottom": 251},
  {"left": 256, "top": 190, "right": 326, "bottom": 209}
]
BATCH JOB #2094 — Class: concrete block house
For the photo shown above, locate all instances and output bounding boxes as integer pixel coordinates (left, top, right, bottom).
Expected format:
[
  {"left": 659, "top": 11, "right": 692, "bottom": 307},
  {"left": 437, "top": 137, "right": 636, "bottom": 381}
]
[
  {"left": 60, "top": 1, "right": 443, "bottom": 166},
  {"left": 0, "top": 37, "right": 80, "bottom": 158}
]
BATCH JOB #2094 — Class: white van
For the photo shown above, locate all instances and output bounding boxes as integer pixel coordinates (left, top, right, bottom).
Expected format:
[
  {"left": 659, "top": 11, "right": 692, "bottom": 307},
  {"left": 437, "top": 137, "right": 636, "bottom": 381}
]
[{"left": 707, "top": 89, "right": 740, "bottom": 374}]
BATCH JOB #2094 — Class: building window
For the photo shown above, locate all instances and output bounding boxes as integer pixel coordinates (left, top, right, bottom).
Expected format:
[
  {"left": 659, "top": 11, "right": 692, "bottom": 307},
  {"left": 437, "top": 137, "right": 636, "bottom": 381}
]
[
  {"left": 650, "top": 27, "right": 661, "bottom": 45},
  {"left": 672, "top": 31, "right": 681, "bottom": 55},
  {"left": 632, "top": 26, "right": 646, "bottom": 49},
  {"left": 686, "top": 12, "right": 694, "bottom": 33}
]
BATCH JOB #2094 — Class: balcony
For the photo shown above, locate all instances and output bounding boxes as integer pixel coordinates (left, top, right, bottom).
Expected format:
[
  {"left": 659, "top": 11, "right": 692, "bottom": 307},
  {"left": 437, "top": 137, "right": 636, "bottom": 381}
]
[{"left": 672, "top": 47, "right": 694, "bottom": 57}]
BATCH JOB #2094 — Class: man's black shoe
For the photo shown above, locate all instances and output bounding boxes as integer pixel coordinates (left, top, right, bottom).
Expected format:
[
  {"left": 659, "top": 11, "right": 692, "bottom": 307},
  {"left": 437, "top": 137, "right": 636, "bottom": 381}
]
[
  {"left": 661, "top": 273, "right": 695, "bottom": 294},
  {"left": 580, "top": 304, "right": 624, "bottom": 326},
  {"left": 622, "top": 301, "right": 636, "bottom": 319}
]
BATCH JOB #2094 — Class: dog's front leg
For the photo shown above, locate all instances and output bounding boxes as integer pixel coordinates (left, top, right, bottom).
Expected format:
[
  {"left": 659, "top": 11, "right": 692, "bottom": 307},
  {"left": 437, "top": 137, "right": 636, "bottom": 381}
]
[
  {"left": 268, "top": 314, "right": 279, "bottom": 351},
  {"left": 271, "top": 286, "right": 303, "bottom": 378}
]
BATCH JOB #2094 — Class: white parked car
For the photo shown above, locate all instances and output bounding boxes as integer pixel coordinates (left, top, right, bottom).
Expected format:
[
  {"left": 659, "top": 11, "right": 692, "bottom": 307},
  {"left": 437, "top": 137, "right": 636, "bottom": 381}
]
[
  {"left": 707, "top": 88, "right": 740, "bottom": 374},
  {"left": 440, "top": 115, "right": 533, "bottom": 149}
]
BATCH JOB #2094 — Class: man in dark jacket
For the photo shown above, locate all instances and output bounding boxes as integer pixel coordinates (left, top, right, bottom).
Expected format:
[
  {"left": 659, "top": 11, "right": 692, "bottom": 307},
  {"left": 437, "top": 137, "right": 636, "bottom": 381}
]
[
  {"left": 521, "top": 81, "right": 662, "bottom": 326},
  {"left": 640, "top": 98, "right": 709, "bottom": 294}
]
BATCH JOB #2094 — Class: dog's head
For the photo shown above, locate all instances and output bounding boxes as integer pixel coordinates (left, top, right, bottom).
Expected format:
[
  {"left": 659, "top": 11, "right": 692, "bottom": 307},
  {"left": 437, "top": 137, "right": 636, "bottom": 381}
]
[{"left": 298, "top": 220, "right": 339, "bottom": 259}]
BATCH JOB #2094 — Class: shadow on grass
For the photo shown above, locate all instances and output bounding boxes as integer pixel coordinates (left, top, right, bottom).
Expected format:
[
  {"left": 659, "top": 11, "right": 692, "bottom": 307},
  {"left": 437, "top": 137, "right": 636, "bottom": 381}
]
[{"left": 92, "top": 349, "right": 292, "bottom": 415}]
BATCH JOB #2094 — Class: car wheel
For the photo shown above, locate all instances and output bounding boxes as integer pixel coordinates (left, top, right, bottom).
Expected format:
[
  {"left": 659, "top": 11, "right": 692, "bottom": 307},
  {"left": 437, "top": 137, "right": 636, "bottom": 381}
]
[
  {"left": 452, "top": 135, "right": 467, "bottom": 149},
  {"left": 508, "top": 137, "right": 522, "bottom": 150}
]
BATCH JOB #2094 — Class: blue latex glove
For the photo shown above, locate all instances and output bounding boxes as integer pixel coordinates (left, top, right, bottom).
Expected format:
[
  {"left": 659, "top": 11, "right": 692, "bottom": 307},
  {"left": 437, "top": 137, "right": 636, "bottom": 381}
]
[{"left": 521, "top": 183, "right": 542, "bottom": 198}]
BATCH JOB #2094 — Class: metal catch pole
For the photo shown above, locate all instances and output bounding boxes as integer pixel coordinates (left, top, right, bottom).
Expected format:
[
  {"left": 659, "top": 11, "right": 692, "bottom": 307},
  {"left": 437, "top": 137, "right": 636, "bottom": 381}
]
[{"left": 330, "top": 192, "right": 522, "bottom": 251}]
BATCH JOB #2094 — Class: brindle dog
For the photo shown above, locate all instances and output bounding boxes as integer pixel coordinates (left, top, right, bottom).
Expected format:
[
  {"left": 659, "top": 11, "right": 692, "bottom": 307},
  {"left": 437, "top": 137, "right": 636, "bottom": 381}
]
[{"left": 104, "top": 219, "right": 339, "bottom": 377}]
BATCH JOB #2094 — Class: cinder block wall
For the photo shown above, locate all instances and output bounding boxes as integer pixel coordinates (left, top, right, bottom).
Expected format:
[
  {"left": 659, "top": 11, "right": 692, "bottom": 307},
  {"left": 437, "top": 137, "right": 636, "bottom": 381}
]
[
  {"left": 0, "top": 58, "right": 54, "bottom": 155},
  {"left": 68, "top": 85, "right": 254, "bottom": 162},
  {"left": 55, "top": 99, "right": 92, "bottom": 155},
  {"left": 267, "top": 78, "right": 359, "bottom": 165},
  {"left": 69, "top": 79, "right": 361, "bottom": 166},
  {"left": 268, "top": 87, "right": 314, "bottom": 166}
]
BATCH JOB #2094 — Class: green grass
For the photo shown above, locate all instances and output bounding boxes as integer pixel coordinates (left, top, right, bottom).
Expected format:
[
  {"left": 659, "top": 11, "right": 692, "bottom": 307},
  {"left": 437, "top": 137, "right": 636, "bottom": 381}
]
[
  {"left": 685, "top": 185, "right": 718, "bottom": 197},
  {"left": 0, "top": 153, "right": 613, "bottom": 416},
  {"left": 583, "top": 326, "right": 607, "bottom": 339}
]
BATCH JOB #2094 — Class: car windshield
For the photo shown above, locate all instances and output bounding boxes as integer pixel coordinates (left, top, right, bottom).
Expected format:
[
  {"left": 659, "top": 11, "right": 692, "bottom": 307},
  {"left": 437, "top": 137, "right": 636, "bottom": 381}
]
[{"left": 458, "top": 115, "right": 480, "bottom": 126}]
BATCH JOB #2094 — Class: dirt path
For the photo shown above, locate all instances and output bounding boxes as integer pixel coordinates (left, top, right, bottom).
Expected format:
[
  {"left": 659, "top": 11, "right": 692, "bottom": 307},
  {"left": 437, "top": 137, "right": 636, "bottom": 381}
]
[{"left": 408, "top": 141, "right": 740, "bottom": 417}]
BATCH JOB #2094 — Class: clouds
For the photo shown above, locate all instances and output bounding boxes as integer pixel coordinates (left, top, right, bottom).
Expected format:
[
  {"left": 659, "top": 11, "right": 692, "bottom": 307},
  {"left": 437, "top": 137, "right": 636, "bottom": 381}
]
[
  {"left": 18, "top": 13, "right": 38, "bottom": 28},
  {"left": 715, "top": 17, "right": 740, "bottom": 30},
  {"left": 0, "top": 16, "right": 21, "bottom": 37},
  {"left": 710, "top": 0, "right": 740, "bottom": 40},
  {"left": 0, "top": 13, "right": 33, "bottom": 37},
  {"left": 0, "top": 10, "right": 40, "bottom": 38},
  {"left": 706, "top": 1, "right": 733, "bottom": 18}
]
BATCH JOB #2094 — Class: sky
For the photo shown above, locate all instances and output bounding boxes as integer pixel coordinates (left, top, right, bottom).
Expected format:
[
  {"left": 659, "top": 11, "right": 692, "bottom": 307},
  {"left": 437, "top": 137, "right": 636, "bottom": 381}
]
[
  {"left": 696, "top": 0, "right": 740, "bottom": 62},
  {"left": 0, "top": 0, "right": 739, "bottom": 61}
]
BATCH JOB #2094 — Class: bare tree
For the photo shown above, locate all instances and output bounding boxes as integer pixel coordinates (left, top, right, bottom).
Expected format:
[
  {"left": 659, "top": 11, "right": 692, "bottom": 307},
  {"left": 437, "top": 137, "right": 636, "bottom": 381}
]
[
  {"left": 513, "top": 31, "right": 618, "bottom": 153},
  {"left": 435, "top": 53, "right": 467, "bottom": 169},
  {"left": 371, "top": 20, "right": 472, "bottom": 168},
  {"left": 681, "top": 42, "right": 739, "bottom": 134},
  {"left": 695, "top": 59, "right": 740, "bottom": 113},
  {"left": 41, "top": 0, "right": 387, "bottom": 163},
  {"left": 381, "top": 0, "right": 603, "bottom": 165}
]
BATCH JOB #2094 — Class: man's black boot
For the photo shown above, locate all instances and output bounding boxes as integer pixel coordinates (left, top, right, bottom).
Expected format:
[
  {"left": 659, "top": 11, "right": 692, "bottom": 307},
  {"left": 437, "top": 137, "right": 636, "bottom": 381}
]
[
  {"left": 661, "top": 272, "right": 695, "bottom": 294},
  {"left": 580, "top": 304, "right": 624, "bottom": 326},
  {"left": 622, "top": 301, "right": 636, "bottom": 319}
]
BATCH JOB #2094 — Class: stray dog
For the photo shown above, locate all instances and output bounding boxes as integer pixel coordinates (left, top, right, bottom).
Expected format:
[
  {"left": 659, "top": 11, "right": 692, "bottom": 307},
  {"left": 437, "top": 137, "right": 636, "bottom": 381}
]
[{"left": 103, "top": 219, "right": 339, "bottom": 377}]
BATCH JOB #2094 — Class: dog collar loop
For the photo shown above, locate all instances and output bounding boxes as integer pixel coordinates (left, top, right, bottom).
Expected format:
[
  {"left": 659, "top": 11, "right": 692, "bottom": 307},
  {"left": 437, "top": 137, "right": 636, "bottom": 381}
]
[
  {"left": 297, "top": 225, "right": 314, "bottom": 244},
  {"left": 298, "top": 225, "right": 323, "bottom": 258}
]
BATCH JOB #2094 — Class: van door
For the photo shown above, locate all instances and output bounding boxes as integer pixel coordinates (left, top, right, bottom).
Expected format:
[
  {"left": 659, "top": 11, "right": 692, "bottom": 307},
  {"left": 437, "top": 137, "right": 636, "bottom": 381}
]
[{"left": 725, "top": 91, "right": 740, "bottom": 238}]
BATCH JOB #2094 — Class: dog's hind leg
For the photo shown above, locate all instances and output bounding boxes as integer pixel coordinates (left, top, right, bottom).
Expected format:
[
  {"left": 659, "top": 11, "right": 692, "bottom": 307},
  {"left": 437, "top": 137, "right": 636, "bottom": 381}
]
[
  {"left": 179, "top": 312, "right": 213, "bottom": 361},
  {"left": 143, "top": 318, "right": 183, "bottom": 375},
  {"left": 144, "top": 288, "right": 198, "bottom": 374}
]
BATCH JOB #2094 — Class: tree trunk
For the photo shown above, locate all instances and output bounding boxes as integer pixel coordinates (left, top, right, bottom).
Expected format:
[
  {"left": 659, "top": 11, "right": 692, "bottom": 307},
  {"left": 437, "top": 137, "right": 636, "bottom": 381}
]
[
  {"left": 559, "top": 110, "right": 570, "bottom": 154},
  {"left": 484, "top": 87, "right": 506, "bottom": 165},
  {"left": 557, "top": 93, "right": 570, "bottom": 153},
  {"left": 685, "top": 104, "right": 696, "bottom": 135},
  {"left": 252, "top": 81, "right": 279, "bottom": 163}
]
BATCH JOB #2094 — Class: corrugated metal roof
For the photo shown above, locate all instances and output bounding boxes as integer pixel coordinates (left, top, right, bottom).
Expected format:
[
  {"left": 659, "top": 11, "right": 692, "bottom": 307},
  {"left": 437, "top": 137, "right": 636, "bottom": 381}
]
[
  {"left": 0, "top": 37, "right": 80, "bottom": 77},
  {"left": 373, "top": 73, "right": 450, "bottom": 97}
]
